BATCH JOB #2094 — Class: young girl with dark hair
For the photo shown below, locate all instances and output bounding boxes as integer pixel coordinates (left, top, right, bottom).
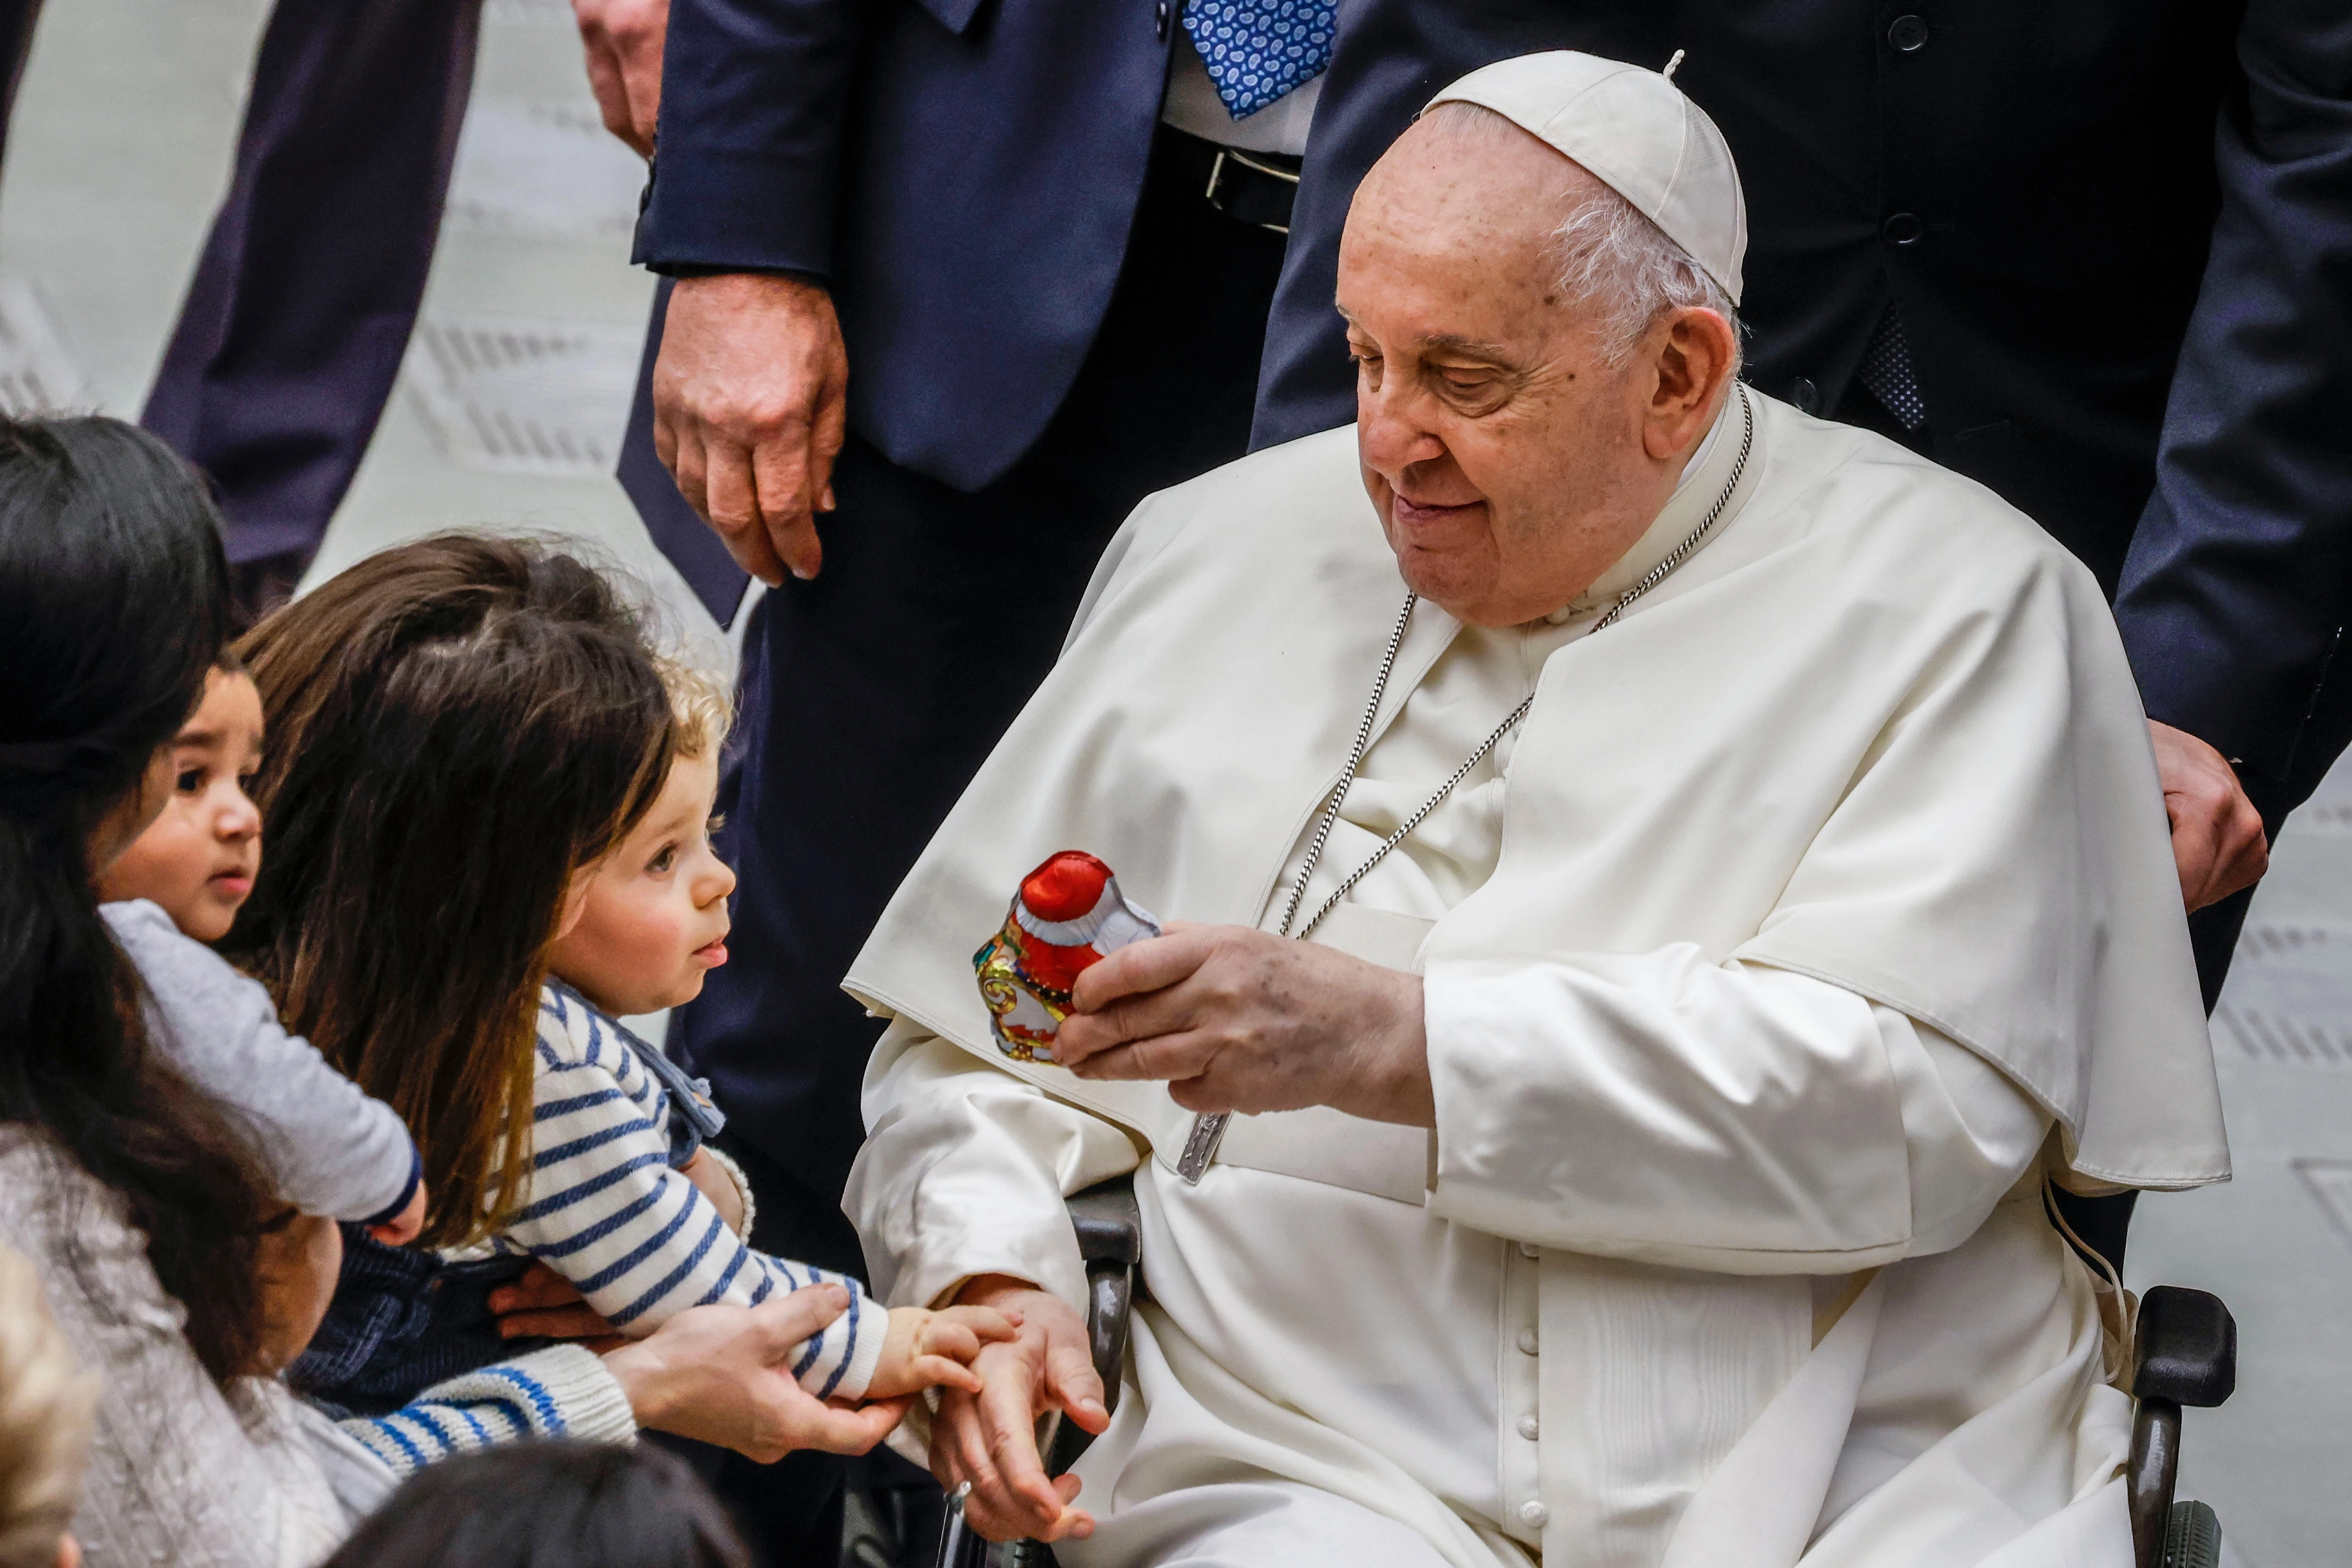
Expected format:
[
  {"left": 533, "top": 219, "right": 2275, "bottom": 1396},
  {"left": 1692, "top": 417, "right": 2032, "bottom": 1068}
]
[
  {"left": 92, "top": 643, "right": 433, "bottom": 1249},
  {"left": 0, "top": 418, "right": 899, "bottom": 1568},
  {"left": 226, "top": 534, "right": 1009, "bottom": 1421}
]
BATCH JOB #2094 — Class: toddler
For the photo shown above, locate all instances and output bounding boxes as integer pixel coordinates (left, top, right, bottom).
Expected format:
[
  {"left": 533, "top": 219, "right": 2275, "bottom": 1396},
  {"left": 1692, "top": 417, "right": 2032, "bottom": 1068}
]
[
  {"left": 224, "top": 534, "right": 1006, "bottom": 1414},
  {"left": 94, "top": 651, "right": 425, "bottom": 1243}
]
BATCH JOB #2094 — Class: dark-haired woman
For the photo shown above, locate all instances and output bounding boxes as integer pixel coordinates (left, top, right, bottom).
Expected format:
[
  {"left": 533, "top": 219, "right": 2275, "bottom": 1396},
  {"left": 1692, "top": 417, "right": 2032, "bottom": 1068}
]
[
  {"left": 322, "top": 1442, "right": 749, "bottom": 1568},
  {"left": 0, "top": 416, "right": 902, "bottom": 1568}
]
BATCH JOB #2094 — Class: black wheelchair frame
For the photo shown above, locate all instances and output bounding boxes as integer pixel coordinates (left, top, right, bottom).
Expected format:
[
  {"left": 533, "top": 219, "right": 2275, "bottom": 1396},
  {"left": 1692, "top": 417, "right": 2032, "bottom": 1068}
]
[{"left": 937, "top": 1177, "right": 2237, "bottom": 1568}]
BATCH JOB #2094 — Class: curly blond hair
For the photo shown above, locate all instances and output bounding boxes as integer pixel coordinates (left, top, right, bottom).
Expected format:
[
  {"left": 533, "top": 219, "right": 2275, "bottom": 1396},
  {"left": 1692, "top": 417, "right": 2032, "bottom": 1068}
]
[
  {"left": 659, "top": 658, "right": 734, "bottom": 763},
  {"left": 0, "top": 1246, "right": 98, "bottom": 1568}
]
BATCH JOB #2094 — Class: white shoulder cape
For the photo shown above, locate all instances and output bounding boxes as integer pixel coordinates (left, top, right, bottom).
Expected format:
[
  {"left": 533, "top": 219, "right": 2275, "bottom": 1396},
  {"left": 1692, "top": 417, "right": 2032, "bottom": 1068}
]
[{"left": 846, "top": 392, "right": 2226, "bottom": 1191}]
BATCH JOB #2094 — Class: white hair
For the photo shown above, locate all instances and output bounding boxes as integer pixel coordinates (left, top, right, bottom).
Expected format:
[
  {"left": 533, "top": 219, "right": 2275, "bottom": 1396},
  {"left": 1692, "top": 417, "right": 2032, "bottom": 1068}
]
[
  {"left": 1549, "top": 182, "right": 1742, "bottom": 370},
  {"left": 1422, "top": 101, "right": 1743, "bottom": 371}
]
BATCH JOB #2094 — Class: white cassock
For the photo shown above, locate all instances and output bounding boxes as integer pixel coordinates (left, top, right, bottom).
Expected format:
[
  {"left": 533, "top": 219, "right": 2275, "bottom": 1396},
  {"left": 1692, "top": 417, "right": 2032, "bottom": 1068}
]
[{"left": 841, "top": 390, "right": 2230, "bottom": 1568}]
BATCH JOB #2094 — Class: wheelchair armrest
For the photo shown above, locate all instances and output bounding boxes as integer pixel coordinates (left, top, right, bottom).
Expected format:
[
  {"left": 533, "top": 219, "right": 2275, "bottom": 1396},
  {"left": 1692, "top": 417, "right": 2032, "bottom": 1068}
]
[
  {"left": 1040, "top": 1174, "right": 1141, "bottom": 1479},
  {"left": 2131, "top": 1286, "right": 2236, "bottom": 1407},
  {"left": 1067, "top": 1176, "right": 1143, "bottom": 1269},
  {"left": 2126, "top": 1287, "right": 2236, "bottom": 1568}
]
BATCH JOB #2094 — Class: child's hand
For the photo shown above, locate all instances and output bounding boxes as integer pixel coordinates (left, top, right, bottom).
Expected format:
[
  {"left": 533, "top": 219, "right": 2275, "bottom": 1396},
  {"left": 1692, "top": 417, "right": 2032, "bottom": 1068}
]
[
  {"left": 862, "top": 1303, "right": 1023, "bottom": 1400},
  {"left": 366, "top": 1179, "right": 429, "bottom": 1246}
]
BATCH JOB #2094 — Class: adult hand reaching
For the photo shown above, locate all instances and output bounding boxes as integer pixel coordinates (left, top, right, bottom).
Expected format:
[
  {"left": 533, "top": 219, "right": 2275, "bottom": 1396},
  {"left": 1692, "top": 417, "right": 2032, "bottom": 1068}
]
[
  {"left": 2149, "top": 720, "right": 2269, "bottom": 912},
  {"left": 1055, "top": 922, "right": 1435, "bottom": 1126},
  {"left": 490, "top": 1262, "right": 623, "bottom": 1350},
  {"left": 652, "top": 272, "right": 850, "bottom": 585},
  {"left": 603, "top": 1284, "right": 909, "bottom": 1462},
  {"left": 929, "top": 1276, "right": 1108, "bottom": 1544},
  {"left": 571, "top": 0, "right": 667, "bottom": 157}
]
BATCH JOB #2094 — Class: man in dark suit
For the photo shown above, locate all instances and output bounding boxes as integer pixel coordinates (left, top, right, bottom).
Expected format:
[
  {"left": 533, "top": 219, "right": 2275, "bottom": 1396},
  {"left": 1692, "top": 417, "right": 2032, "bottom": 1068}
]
[
  {"left": 624, "top": 3, "right": 1341, "bottom": 1554},
  {"left": 634, "top": 2, "right": 1332, "bottom": 1268}
]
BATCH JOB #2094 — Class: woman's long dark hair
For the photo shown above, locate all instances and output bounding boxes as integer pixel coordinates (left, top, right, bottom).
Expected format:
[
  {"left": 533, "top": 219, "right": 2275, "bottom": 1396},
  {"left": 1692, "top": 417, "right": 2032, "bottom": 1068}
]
[
  {"left": 224, "top": 535, "right": 676, "bottom": 1249},
  {"left": 319, "top": 1441, "right": 749, "bottom": 1568},
  {"left": 0, "top": 415, "right": 279, "bottom": 1385}
]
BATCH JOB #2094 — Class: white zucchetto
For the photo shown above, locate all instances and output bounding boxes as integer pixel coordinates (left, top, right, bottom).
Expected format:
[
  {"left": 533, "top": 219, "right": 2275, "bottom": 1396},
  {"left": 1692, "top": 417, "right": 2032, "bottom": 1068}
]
[{"left": 1424, "top": 50, "right": 1748, "bottom": 306}]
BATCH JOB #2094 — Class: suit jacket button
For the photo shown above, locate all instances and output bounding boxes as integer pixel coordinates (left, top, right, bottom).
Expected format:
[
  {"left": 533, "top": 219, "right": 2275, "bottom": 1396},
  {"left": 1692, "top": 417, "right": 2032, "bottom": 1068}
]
[
  {"left": 1156, "top": 0, "right": 1171, "bottom": 40},
  {"left": 1883, "top": 211, "right": 1927, "bottom": 246},
  {"left": 1519, "top": 1501, "right": 1550, "bottom": 1528},
  {"left": 1888, "top": 14, "right": 1930, "bottom": 52},
  {"left": 1791, "top": 376, "right": 1821, "bottom": 414}
]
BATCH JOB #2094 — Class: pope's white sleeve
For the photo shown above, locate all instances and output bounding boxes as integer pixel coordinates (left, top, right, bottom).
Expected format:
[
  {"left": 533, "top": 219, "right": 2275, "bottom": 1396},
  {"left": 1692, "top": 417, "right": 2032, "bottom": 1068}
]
[
  {"left": 1422, "top": 947, "right": 2050, "bottom": 1273},
  {"left": 847, "top": 1018, "right": 1144, "bottom": 1313}
]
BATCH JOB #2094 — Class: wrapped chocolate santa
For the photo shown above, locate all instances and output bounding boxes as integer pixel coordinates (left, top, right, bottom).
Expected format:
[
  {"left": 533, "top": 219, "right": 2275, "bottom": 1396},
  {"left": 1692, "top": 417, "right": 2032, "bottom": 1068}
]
[{"left": 973, "top": 850, "right": 1162, "bottom": 1062}]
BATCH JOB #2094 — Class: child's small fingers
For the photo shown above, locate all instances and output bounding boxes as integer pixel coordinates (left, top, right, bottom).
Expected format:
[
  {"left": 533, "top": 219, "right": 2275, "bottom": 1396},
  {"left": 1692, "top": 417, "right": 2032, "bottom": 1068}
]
[
  {"left": 968, "top": 1306, "right": 1020, "bottom": 1340},
  {"left": 917, "top": 1355, "right": 985, "bottom": 1395},
  {"left": 924, "top": 1323, "right": 981, "bottom": 1363}
]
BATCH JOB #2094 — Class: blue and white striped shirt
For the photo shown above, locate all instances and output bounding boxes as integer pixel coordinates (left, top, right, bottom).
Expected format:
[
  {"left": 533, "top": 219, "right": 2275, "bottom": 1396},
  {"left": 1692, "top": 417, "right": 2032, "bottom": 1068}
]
[
  {"left": 489, "top": 985, "right": 884, "bottom": 1401},
  {"left": 338, "top": 1343, "right": 634, "bottom": 1476}
]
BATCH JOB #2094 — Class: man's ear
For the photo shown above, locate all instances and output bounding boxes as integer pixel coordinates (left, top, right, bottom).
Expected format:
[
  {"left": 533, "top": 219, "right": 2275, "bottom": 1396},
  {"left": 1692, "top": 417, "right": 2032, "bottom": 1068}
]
[{"left": 1643, "top": 307, "right": 1738, "bottom": 460}]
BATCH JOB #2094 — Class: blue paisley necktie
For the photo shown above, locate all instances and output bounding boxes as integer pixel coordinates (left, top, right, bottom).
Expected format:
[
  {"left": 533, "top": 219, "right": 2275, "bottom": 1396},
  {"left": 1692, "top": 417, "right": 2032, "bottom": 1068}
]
[{"left": 1183, "top": 0, "right": 1338, "bottom": 120}]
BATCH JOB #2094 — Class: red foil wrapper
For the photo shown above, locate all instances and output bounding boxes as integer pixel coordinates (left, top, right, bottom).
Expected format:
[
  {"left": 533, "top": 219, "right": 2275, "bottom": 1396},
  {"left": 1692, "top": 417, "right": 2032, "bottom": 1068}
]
[{"left": 973, "top": 851, "right": 1162, "bottom": 1063}]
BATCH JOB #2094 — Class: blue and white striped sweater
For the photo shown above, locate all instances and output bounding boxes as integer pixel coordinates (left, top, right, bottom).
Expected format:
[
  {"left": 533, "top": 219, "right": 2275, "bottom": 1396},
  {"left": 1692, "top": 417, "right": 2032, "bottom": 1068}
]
[
  {"left": 339, "top": 1343, "right": 635, "bottom": 1476},
  {"left": 490, "top": 985, "right": 884, "bottom": 1401}
]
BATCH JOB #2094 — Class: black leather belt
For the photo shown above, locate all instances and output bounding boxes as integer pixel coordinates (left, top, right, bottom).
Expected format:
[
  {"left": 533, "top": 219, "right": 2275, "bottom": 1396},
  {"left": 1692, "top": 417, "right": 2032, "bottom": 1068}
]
[{"left": 1160, "top": 128, "right": 1303, "bottom": 234}]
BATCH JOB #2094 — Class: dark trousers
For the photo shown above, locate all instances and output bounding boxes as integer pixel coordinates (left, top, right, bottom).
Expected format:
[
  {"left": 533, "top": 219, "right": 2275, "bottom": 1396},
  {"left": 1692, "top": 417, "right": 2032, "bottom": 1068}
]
[
  {"left": 129, "top": 0, "right": 481, "bottom": 569},
  {"left": 631, "top": 132, "right": 1288, "bottom": 1564}
]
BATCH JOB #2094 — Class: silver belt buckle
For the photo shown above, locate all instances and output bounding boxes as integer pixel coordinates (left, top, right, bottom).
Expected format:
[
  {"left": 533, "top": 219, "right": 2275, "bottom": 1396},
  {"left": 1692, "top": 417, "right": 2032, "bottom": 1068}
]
[{"left": 1204, "top": 147, "right": 1300, "bottom": 235}]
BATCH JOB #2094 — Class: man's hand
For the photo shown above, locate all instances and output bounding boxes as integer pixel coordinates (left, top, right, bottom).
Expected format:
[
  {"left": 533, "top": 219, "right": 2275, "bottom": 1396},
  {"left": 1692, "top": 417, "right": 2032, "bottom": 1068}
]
[
  {"left": 930, "top": 1277, "right": 1108, "bottom": 1544},
  {"left": 652, "top": 272, "right": 849, "bottom": 585},
  {"left": 490, "top": 1262, "right": 623, "bottom": 1350},
  {"left": 2149, "top": 720, "right": 2269, "bottom": 912},
  {"left": 604, "top": 1285, "right": 909, "bottom": 1462},
  {"left": 1054, "top": 923, "right": 1435, "bottom": 1126},
  {"left": 571, "top": 0, "right": 667, "bottom": 156}
]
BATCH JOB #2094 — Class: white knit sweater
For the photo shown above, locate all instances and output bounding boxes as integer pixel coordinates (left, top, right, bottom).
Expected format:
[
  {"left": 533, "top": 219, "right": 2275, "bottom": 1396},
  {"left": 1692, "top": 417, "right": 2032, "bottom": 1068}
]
[{"left": 0, "top": 1129, "right": 635, "bottom": 1568}]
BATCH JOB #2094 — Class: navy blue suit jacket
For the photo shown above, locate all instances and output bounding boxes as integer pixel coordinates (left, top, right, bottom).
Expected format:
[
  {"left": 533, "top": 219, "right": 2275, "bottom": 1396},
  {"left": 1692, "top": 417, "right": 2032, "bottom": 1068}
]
[
  {"left": 638, "top": 0, "right": 1178, "bottom": 493},
  {"left": 639, "top": 0, "right": 2350, "bottom": 805}
]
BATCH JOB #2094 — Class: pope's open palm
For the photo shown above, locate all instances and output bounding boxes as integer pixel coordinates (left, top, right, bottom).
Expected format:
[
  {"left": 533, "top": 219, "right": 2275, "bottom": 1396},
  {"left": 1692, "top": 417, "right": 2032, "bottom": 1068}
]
[{"left": 931, "top": 1278, "right": 1107, "bottom": 1543}]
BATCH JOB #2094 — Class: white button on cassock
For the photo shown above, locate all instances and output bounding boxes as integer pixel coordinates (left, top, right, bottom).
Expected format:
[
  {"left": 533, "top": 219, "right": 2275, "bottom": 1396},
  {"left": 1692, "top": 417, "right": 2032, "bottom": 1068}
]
[
  {"left": 1519, "top": 1501, "right": 1549, "bottom": 1529},
  {"left": 1518, "top": 1240, "right": 1540, "bottom": 1258},
  {"left": 1517, "top": 1414, "right": 1540, "bottom": 1440},
  {"left": 1517, "top": 1327, "right": 1539, "bottom": 1355}
]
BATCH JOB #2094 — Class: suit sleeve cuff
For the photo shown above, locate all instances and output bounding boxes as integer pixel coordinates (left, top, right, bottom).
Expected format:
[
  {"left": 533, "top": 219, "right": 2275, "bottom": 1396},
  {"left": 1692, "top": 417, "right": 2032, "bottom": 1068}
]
[{"left": 635, "top": 148, "right": 837, "bottom": 277}]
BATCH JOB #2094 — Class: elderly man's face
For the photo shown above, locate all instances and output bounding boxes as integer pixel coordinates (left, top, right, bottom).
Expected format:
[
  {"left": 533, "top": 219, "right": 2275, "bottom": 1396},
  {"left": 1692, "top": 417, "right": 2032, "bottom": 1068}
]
[{"left": 1339, "top": 117, "right": 1724, "bottom": 628}]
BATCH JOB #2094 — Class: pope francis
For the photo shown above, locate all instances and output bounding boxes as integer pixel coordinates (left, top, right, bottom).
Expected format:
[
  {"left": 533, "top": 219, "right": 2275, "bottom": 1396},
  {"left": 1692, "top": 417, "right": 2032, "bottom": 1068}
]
[{"left": 840, "top": 51, "right": 2229, "bottom": 1568}]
